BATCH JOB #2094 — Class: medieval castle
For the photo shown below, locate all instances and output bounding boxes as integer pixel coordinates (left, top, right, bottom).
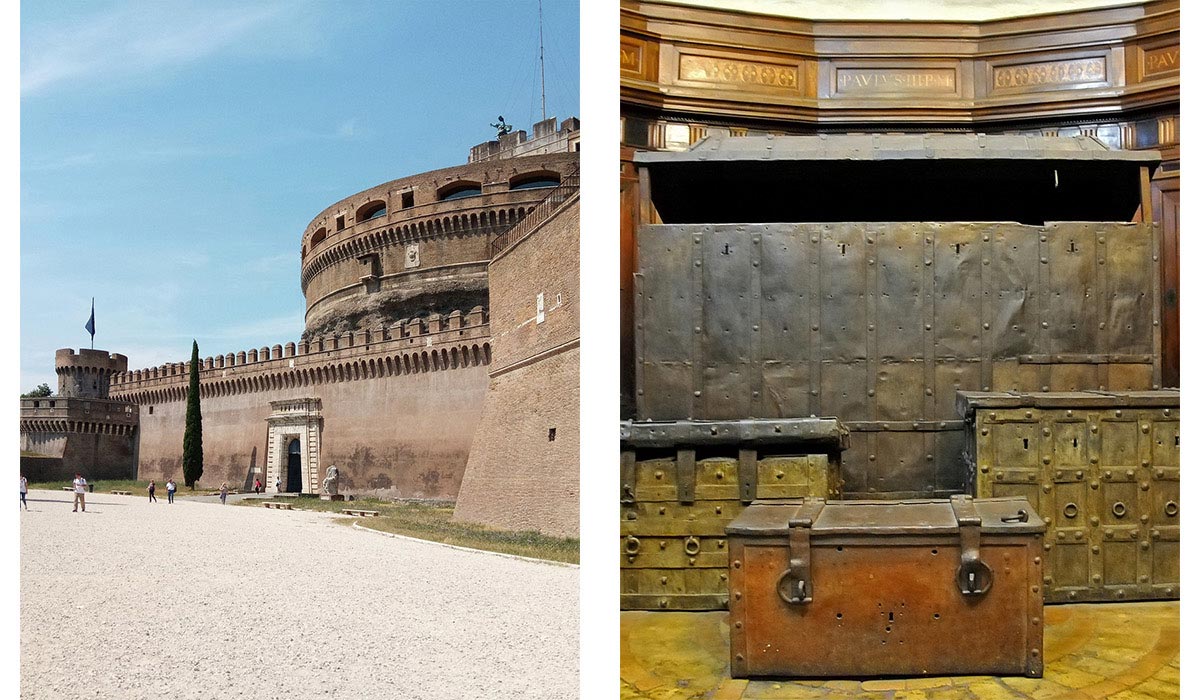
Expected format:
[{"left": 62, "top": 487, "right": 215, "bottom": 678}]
[{"left": 20, "top": 117, "right": 581, "bottom": 537}]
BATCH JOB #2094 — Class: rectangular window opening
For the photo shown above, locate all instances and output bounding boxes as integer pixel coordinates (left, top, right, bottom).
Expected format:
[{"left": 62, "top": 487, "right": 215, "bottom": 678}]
[
  {"left": 336, "top": 215, "right": 346, "bottom": 231},
  {"left": 548, "top": 427, "right": 556, "bottom": 442},
  {"left": 401, "top": 191, "right": 415, "bottom": 209}
]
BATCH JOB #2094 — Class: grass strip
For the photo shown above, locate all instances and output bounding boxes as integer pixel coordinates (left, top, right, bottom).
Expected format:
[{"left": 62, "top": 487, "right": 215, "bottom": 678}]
[{"left": 243, "top": 497, "right": 578, "bottom": 564}]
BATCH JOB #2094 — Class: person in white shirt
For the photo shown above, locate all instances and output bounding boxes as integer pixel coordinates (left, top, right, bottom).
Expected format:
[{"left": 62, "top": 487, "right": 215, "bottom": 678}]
[
  {"left": 19, "top": 475, "right": 28, "bottom": 511},
  {"left": 166, "top": 478, "right": 177, "bottom": 504},
  {"left": 72, "top": 473, "right": 87, "bottom": 512}
]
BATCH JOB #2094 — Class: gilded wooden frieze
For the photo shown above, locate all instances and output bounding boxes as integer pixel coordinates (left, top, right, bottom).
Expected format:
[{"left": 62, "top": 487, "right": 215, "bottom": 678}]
[
  {"left": 677, "top": 53, "right": 801, "bottom": 92},
  {"left": 991, "top": 56, "right": 1108, "bottom": 93}
]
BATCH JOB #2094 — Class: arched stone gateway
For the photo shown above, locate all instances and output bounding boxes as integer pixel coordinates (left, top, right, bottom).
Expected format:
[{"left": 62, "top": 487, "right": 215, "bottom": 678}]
[{"left": 264, "top": 398, "right": 322, "bottom": 494}]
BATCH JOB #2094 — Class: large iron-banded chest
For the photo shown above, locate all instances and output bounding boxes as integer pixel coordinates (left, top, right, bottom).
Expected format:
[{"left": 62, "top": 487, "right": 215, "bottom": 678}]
[
  {"left": 631, "top": 134, "right": 1164, "bottom": 501},
  {"left": 726, "top": 496, "right": 1046, "bottom": 678},
  {"left": 961, "top": 390, "right": 1179, "bottom": 602}
]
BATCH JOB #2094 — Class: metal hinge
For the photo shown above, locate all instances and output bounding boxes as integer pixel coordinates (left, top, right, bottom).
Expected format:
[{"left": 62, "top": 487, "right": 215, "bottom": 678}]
[
  {"left": 950, "top": 495, "right": 994, "bottom": 597},
  {"left": 777, "top": 498, "right": 826, "bottom": 605},
  {"left": 620, "top": 450, "right": 636, "bottom": 503}
]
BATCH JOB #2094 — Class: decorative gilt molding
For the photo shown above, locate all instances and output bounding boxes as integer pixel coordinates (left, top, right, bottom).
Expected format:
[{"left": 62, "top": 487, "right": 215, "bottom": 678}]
[
  {"left": 991, "top": 56, "right": 1107, "bottom": 93},
  {"left": 678, "top": 54, "right": 800, "bottom": 91},
  {"left": 620, "top": 0, "right": 1178, "bottom": 125}
]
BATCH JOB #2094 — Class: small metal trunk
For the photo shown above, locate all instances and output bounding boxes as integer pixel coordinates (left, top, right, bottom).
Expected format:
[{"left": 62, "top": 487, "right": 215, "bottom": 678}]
[{"left": 726, "top": 496, "right": 1045, "bottom": 678}]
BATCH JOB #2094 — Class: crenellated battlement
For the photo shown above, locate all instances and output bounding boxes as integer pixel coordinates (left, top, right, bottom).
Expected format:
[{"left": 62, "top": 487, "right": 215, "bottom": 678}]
[
  {"left": 55, "top": 348, "right": 128, "bottom": 399},
  {"left": 108, "top": 306, "right": 492, "bottom": 403}
]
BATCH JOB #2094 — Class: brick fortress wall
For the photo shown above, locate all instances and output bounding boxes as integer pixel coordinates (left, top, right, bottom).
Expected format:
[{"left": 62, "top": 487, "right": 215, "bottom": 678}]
[
  {"left": 109, "top": 310, "right": 492, "bottom": 498},
  {"left": 453, "top": 194, "right": 580, "bottom": 537}
]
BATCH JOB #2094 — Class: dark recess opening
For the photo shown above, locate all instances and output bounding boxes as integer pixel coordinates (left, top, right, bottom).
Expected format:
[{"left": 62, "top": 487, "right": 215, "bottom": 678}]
[
  {"left": 286, "top": 439, "right": 302, "bottom": 492},
  {"left": 647, "top": 160, "right": 1146, "bottom": 224}
]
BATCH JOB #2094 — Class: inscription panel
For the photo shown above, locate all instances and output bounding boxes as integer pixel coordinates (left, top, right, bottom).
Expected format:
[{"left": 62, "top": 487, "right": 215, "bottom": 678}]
[
  {"left": 992, "top": 57, "right": 1107, "bottom": 93},
  {"left": 833, "top": 67, "right": 957, "bottom": 97},
  {"left": 620, "top": 39, "right": 643, "bottom": 75},
  {"left": 1142, "top": 45, "right": 1179, "bottom": 78},
  {"left": 678, "top": 54, "right": 800, "bottom": 92}
]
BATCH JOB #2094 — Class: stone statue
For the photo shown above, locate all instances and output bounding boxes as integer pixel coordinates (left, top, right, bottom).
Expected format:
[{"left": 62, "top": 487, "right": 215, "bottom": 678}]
[
  {"left": 321, "top": 465, "right": 339, "bottom": 496},
  {"left": 490, "top": 115, "right": 513, "bottom": 138}
]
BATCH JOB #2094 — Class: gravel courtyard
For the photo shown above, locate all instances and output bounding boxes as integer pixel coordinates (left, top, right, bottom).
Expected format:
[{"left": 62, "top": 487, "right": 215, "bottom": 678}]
[{"left": 20, "top": 490, "right": 579, "bottom": 699}]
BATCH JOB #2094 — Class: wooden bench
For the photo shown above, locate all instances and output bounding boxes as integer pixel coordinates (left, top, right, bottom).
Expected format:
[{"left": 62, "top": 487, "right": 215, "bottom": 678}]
[
  {"left": 263, "top": 502, "right": 293, "bottom": 510},
  {"left": 61, "top": 486, "right": 73, "bottom": 491},
  {"left": 111, "top": 490, "right": 132, "bottom": 495},
  {"left": 343, "top": 509, "right": 379, "bottom": 517}
]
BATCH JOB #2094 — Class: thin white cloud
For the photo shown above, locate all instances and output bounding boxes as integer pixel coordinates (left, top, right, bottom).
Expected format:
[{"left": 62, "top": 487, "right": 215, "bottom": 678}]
[{"left": 22, "top": 2, "right": 318, "bottom": 96}]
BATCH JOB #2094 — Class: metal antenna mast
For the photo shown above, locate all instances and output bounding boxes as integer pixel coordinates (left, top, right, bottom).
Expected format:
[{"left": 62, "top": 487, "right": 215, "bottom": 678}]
[{"left": 538, "top": 0, "right": 546, "bottom": 122}]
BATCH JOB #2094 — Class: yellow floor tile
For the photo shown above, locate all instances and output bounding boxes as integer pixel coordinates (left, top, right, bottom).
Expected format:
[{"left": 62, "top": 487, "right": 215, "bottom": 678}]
[{"left": 620, "top": 602, "right": 1179, "bottom": 700}]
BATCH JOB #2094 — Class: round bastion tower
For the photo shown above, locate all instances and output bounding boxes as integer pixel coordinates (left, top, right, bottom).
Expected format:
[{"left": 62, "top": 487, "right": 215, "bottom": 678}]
[
  {"left": 300, "top": 148, "right": 579, "bottom": 337},
  {"left": 55, "top": 348, "right": 128, "bottom": 399}
]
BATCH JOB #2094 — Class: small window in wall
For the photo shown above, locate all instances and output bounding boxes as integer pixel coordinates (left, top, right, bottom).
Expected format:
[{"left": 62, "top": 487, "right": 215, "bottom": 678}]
[
  {"left": 357, "top": 200, "right": 386, "bottom": 222},
  {"left": 336, "top": 215, "right": 346, "bottom": 231},
  {"left": 311, "top": 228, "right": 327, "bottom": 246},
  {"left": 32, "top": 401, "right": 39, "bottom": 408},
  {"left": 437, "top": 182, "right": 483, "bottom": 201},
  {"left": 401, "top": 191, "right": 414, "bottom": 209},
  {"left": 510, "top": 172, "right": 560, "bottom": 190},
  {"left": 49, "top": 401, "right": 55, "bottom": 408},
  {"left": 149, "top": 406, "right": 154, "bottom": 415},
  {"left": 548, "top": 427, "right": 557, "bottom": 442}
]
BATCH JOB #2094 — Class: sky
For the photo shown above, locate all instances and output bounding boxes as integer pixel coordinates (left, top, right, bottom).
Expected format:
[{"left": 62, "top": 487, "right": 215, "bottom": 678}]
[{"left": 20, "top": 0, "right": 580, "bottom": 392}]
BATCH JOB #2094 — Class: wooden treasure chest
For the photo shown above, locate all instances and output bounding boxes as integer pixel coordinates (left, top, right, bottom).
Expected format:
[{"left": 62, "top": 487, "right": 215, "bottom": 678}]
[{"left": 726, "top": 496, "right": 1046, "bottom": 678}]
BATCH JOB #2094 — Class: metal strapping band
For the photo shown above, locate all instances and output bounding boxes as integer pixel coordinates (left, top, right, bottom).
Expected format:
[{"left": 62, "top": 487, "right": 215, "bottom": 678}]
[
  {"left": 620, "top": 450, "right": 636, "bottom": 503},
  {"left": 738, "top": 448, "right": 757, "bottom": 503},
  {"left": 677, "top": 448, "right": 696, "bottom": 504}
]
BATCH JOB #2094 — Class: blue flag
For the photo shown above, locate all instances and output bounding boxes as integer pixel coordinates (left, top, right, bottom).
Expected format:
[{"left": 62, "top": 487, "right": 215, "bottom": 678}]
[{"left": 85, "top": 298, "right": 95, "bottom": 345}]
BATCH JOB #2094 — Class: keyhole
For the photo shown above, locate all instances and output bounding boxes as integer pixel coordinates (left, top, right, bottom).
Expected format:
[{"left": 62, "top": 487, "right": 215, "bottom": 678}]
[
  {"left": 1069, "top": 240, "right": 1077, "bottom": 253},
  {"left": 1023, "top": 438, "right": 1029, "bottom": 450},
  {"left": 840, "top": 243, "right": 847, "bottom": 256},
  {"left": 1073, "top": 437, "right": 1078, "bottom": 448},
  {"left": 954, "top": 243, "right": 962, "bottom": 255},
  {"left": 1176, "top": 435, "right": 1180, "bottom": 446},
  {"left": 888, "top": 611, "right": 894, "bottom": 622},
  {"left": 722, "top": 243, "right": 730, "bottom": 255}
]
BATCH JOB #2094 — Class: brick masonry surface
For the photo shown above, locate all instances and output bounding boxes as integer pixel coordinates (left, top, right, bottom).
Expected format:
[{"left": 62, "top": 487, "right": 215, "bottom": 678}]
[{"left": 454, "top": 198, "right": 580, "bottom": 537}]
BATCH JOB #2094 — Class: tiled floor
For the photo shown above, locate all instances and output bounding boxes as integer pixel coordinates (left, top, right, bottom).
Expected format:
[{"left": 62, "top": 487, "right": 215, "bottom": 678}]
[{"left": 621, "top": 602, "right": 1179, "bottom": 699}]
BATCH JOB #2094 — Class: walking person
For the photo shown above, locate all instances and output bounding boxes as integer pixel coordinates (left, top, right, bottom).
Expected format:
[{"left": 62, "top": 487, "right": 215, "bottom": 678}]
[
  {"left": 166, "top": 478, "right": 176, "bottom": 504},
  {"left": 19, "top": 475, "right": 28, "bottom": 511},
  {"left": 275, "top": 477, "right": 281, "bottom": 493},
  {"left": 254, "top": 478, "right": 261, "bottom": 495},
  {"left": 220, "top": 482, "right": 228, "bottom": 505},
  {"left": 72, "top": 473, "right": 87, "bottom": 512},
  {"left": 148, "top": 480, "right": 157, "bottom": 503}
]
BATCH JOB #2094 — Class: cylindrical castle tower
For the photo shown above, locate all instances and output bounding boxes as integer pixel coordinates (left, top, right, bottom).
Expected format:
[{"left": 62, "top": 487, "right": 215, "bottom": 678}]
[
  {"left": 55, "top": 348, "right": 128, "bottom": 399},
  {"left": 299, "top": 151, "right": 579, "bottom": 338}
]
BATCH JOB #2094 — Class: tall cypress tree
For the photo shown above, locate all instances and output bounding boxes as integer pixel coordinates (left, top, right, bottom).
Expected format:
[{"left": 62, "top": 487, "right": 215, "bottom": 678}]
[{"left": 182, "top": 340, "right": 204, "bottom": 488}]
